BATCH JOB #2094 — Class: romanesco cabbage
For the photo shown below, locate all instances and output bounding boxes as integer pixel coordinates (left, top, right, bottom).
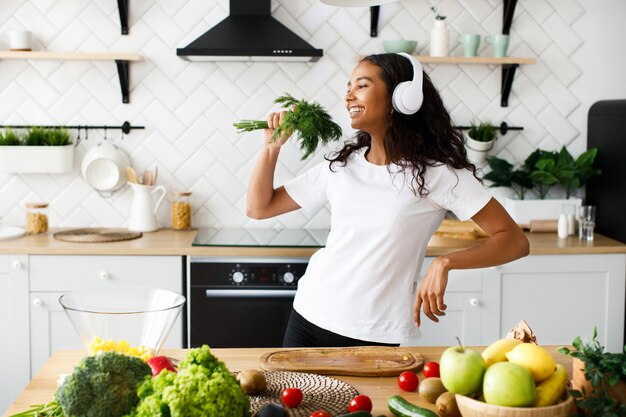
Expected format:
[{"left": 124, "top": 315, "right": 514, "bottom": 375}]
[{"left": 127, "top": 345, "right": 250, "bottom": 417}]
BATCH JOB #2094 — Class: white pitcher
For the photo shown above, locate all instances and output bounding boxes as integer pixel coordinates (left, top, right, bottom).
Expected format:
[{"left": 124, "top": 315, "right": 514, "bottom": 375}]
[{"left": 128, "top": 182, "right": 166, "bottom": 232}]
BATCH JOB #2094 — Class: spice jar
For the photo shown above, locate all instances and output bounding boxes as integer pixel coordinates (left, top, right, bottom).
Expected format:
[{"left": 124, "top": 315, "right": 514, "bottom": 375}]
[
  {"left": 171, "top": 191, "right": 192, "bottom": 230},
  {"left": 25, "top": 202, "right": 49, "bottom": 234}
]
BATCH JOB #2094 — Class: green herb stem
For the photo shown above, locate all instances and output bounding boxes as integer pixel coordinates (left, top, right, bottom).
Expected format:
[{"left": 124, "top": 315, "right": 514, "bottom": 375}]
[
  {"left": 233, "top": 93, "right": 342, "bottom": 160},
  {"left": 9, "top": 401, "right": 64, "bottom": 417}
]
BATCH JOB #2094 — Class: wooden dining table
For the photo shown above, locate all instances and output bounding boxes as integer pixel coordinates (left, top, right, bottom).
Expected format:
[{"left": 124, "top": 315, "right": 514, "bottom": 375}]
[{"left": 2, "top": 346, "right": 574, "bottom": 417}]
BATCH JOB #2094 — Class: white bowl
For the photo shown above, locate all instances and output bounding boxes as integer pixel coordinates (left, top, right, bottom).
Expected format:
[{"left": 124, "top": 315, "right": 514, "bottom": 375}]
[{"left": 81, "top": 142, "right": 130, "bottom": 192}]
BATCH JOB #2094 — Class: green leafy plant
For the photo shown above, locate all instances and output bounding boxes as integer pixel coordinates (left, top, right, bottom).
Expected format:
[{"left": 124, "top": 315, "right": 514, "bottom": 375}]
[
  {"left": 0, "top": 129, "right": 22, "bottom": 146},
  {"left": 484, "top": 155, "right": 533, "bottom": 199},
  {"left": 233, "top": 93, "right": 342, "bottom": 160},
  {"left": 44, "top": 128, "right": 71, "bottom": 146},
  {"left": 430, "top": 6, "right": 446, "bottom": 20},
  {"left": 24, "top": 127, "right": 48, "bottom": 146},
  {"left": 559, "top": 327, "right": 626, "bottom": 417},
  {"left": 467, "top": 121, "right": 498, "bottom": 143},
  {"left": 525, "top": 147, "right": 601, "bottom": 199}
]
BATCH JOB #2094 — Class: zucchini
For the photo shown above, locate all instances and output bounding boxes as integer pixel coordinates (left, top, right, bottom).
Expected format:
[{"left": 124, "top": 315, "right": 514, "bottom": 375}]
[
  {"left": 335, "top": 412, "right": 372, "bottom": 417},
  {"left": 388, "top": 395, "right": 439, "bottom": 417}
]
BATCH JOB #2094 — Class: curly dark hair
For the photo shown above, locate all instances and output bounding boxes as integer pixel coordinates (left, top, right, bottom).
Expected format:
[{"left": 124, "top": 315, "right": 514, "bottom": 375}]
[{"left": 326, "top": 53, "right": 480, "bottom": 196}]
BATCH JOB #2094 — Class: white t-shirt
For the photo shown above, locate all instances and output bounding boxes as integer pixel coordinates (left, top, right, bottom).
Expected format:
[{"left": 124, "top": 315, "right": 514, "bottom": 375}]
[{"left": 284, "top": 147, "right": 492, "bottom": 344}]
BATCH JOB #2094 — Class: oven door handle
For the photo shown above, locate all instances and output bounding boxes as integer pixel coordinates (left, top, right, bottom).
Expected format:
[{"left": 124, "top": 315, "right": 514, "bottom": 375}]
[{"left": 204, "top": 289, "right": 297, "bottom": 298}]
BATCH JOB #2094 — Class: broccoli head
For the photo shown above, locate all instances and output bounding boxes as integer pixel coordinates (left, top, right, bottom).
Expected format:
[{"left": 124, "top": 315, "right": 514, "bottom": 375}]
[
  {"left": 55, "top": 351, "right": 151, "bottom": 417},
  {"left": 127, "top": 346, "right": 250, "bottom": 417}
]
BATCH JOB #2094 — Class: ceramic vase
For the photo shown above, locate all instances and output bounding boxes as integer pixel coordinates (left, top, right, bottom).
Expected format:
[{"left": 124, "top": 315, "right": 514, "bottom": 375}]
[{"left": 430, "top": 20, "right": 449, "bottom": 57}]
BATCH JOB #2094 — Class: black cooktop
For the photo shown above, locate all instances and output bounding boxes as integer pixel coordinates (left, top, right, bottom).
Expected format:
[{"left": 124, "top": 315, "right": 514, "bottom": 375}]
[{"left": 192, "top": 228, "right": 329, "bottom": 247}]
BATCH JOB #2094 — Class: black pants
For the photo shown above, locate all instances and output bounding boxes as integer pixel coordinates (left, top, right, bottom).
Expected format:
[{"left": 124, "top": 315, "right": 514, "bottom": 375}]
[{"left": 283, "top": 309, "right": 400, "bottom": 348}]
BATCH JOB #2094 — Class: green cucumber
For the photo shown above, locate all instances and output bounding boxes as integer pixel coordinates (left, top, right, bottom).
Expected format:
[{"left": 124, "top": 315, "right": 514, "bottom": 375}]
[
  {"left": 388, "top": 395, "right": 439, "bottom": 417},
  {"left": 335, "top": 412, "right": 372, "bottom": 417}
]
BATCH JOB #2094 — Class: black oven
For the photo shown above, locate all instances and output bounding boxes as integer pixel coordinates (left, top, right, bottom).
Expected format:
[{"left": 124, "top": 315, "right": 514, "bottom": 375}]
[{"left": 189, "top": 257, "right": 308, "bottom": 348}]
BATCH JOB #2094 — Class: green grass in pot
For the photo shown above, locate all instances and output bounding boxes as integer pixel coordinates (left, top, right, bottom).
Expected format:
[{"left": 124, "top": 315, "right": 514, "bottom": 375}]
[
  {"left": 44, "top": 128, "right": 71, "bottom": 146},
  {"left": 0, "top": 129, "right": 22, "bottom": 146},
  {"left": 24, "top": 127, "right": 48, "bottom": 146},
  {"left": 467, "top": 121, "right": 498, "bottom": 142}
]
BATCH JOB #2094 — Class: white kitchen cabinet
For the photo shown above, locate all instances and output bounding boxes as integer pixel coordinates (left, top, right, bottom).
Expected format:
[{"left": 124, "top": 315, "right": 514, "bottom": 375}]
[
  {"left": 409, "top": 259, "right": 498, "bottom": 347},
  {"left": 483, "top": 253, "right": 625, "bottom": 353},
  {"left": 28, "top": 255, "right": 185, "bottom": 377},
  {"left": 0, "top": 255, "right": 30, "bottom": 415}
]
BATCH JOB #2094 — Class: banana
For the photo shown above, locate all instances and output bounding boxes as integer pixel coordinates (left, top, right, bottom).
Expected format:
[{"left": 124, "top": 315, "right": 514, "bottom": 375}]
[
  {"left": 534, "top": 364, "right": 569, "bottom": 406},
  {"left": 481, "top": 338, "right": 523, "bottom": 367}
]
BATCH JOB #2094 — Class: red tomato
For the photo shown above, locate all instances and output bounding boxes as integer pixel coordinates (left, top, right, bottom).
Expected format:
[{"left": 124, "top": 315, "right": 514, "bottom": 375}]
[
  {"left": 349, "top": 394, "right": 373, "bottom": 412},
  {"left": 423, "top": 361, "right": 440, "bottom": 378},
  {"left": 398, "top": 371, "right": 419, "bottom": 392},
  {"left": 282, "top": 387, "right": 303, "bottom": 408},
  {"left": 309, "top": 411, "right": 331, "bottom": 417}
]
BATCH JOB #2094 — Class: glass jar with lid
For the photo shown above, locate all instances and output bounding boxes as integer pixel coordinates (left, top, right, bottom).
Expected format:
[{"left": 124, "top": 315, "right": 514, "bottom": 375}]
[
  {"left": 25, "top": 202, "right": 49, "bottom": 234},
  {"left": 171, "top": 191, "right": 192, "bottom": 230}
]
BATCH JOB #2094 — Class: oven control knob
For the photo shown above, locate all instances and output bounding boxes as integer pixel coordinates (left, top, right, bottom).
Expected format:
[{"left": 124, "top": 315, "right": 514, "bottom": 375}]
[
  {"left": 282, "top": 272, "right": 295, "bottom": 284},
  {"left": 232, "top": 271, "right": 244, "bottom": 283}
]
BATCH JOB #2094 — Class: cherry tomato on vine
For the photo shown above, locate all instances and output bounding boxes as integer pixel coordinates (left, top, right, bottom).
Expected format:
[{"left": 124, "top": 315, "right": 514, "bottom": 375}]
[
  {"left": 309, "top": 411, "right": 331, "bottom": 417},
  {"left": 398, "top": 371, "right": 419, "bottom": 392},
  {"left": 423, "top": 361, "right": 440, "bottom": 378},
  {"left": 281, "top": 387, "right": 303, "bottom": 408},
  {"left": 348, "top": 394, "right": 373, "bottom": 412}
]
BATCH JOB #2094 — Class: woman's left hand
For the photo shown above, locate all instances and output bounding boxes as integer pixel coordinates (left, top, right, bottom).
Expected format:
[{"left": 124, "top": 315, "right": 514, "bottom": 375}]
[{"left": 414, "top": 257, "right": 450, "bottom": 327}]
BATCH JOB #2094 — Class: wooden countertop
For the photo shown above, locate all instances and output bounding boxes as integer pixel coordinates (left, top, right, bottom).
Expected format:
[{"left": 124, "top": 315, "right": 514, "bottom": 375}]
[
  {"left": 2, "top": 346, "right": 574, "bottom": 417},
  {"left": 0, "top": 228, "right": 624, "bottom": 256}
]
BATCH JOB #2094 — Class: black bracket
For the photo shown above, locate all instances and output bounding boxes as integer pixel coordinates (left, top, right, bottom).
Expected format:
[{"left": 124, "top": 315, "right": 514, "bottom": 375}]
[
  {"left": 501, "top": 64, "right": 518, "bottom": 107},
  {"left": 456, "top": 122, "right": 523, "bottom": 136},
  {"left": 117, "top": 0, "right": 129, "bottom": 35},
  {"left": 370, "top": 6, "right": 380, "bottom": 37},
  {"left": 115, "top": 60, "right": 131, "bottom": 104},
  {"left": 502, "top": 0, "right": 517, "bottom": 35}
]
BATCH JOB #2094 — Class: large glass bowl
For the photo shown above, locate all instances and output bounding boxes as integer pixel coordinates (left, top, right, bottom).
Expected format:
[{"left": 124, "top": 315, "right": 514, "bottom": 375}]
[{"left": 59, "top": 286, "right": 185, "bottom": 358}]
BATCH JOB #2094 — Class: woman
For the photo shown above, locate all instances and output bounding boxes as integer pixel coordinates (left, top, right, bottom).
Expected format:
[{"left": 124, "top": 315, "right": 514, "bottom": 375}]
[{"left": 247, "top": 53, "right": 529, "bottom": 348}]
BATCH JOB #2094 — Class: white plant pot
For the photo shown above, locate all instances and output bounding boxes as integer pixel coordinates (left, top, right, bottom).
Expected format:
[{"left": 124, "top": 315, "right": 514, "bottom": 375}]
[
  {"left": 503, "top": 197, "right": 582, "bottom": 225},
  {"left": 0, "top": 144, "right": 75, "bottom": 173},
  {"left": 465, "top": 145, "right": 488, "bottom": 164},
  {"left": 465, "top": 134, "right": 495, "bottom": 152}
]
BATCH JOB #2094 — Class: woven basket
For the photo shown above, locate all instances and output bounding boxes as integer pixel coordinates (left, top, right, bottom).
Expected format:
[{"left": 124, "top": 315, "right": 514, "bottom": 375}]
[
  {"left": 455, "top": 394, "right": 574, "bottom": 417},
  {"left": 53, "top": 228, "right": 142, "bottom": 243},
  {"left": 247, "top": 371, "right": 358, "bottom": 417}
]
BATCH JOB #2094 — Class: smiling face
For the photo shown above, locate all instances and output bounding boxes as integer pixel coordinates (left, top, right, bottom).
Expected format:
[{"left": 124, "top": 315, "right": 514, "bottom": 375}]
[{"left": 345, "top": 60, "right": 392, "bottom": 136}]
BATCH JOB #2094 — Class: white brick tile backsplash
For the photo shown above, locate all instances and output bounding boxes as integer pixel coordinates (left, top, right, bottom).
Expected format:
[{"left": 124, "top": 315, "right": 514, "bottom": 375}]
[{"left": 0, "top": 1, "right": 596, "bottom": 228}]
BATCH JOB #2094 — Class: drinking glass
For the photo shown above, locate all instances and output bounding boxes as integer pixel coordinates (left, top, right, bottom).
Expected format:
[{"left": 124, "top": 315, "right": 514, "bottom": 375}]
[{"left": 578, "top": 205, "right": 596, "bottom": 241}]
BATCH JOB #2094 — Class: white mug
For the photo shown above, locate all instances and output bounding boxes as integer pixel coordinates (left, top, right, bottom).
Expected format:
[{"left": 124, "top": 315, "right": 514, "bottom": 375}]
[{"left": 7, "top": 30, "right": 32, "bottom": 51}]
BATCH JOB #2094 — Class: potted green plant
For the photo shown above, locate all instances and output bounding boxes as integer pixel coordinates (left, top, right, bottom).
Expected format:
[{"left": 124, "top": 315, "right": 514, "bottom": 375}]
[
  {"left": 559, "top": 327, "right": 626, "bottom": 417},
  {"left": 484, "top": 147, "right": 600, "bottom": 225},
  {"left": 465, "top": 121, "right": 499, "bottom": 164},
  {"left": 0, "top": 127, "right": 74, "bottom": 173}
]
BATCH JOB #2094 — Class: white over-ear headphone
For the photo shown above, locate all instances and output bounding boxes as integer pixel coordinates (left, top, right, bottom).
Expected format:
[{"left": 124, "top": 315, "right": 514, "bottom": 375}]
[{"left": 392, "top": 52, "right": 424, "bottom": 115}]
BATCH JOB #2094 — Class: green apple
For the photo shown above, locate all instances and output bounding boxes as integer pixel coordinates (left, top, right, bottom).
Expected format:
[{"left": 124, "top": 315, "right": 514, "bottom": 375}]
[
  {"left": 483, "top": 362, "right": 536, "bottom": 407},
  {"left": 439, "top": 344, "right": 486, "bottom": 396}
]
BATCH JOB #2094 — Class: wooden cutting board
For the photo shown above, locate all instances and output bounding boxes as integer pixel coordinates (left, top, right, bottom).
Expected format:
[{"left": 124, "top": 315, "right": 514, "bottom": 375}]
[{"left": 260, "top": 346, "right": 424, "bottom": 376}]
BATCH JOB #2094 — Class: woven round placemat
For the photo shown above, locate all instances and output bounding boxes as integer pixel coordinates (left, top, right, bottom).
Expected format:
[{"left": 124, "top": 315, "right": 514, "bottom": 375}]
[
  {"left": 53, "top": 228, "right": 142, "bottom": 243},
  {"left": 248, "top": 371, "right": 358, "bottom": 416}
]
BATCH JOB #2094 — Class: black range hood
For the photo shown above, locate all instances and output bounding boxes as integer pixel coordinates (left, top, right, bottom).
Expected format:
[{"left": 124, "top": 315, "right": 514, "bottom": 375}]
[{"left": 176, "top": 0, "right": 323, "bottom": 62}]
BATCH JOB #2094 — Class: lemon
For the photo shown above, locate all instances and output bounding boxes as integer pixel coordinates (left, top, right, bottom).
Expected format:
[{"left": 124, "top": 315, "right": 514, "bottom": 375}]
[
  {"left": 505, "top": 343, "right": 556, "bottom": 382},
  {"left": 482, "top": 338, "right": 523, "bottom": 367}
]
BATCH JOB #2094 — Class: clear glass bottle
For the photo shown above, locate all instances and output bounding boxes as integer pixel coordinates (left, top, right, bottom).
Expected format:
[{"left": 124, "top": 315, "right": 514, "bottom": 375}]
[
  {"left": 25, "top": 202, "right": 49, "bottom": 234},
  {"left": 171, "top": 191, "right": 192, "bottom": 230}
]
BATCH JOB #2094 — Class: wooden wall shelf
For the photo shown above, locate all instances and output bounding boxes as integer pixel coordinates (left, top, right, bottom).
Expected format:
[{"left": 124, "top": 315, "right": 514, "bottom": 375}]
[
  {"left": 413, "top": 55, "right": 535, "bottom": 65},
  {"left": 0, "top": 51, "right": 141, "bottom": 103}
]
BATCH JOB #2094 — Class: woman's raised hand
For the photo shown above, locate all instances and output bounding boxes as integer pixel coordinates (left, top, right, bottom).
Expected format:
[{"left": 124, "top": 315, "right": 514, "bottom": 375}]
[{"left": 264, "top": 110, "right": 292, "bottom": 148}]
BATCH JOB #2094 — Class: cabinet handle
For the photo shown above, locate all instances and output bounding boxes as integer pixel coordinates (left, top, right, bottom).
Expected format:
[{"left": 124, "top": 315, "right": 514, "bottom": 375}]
[
  {"left": 33, "top": 298, "right": 43, "bottom": 307},
  {"left": 99, "top": 271, "right": 109, "bottom": 280},
  {"left": 12, "top": 260, "right": 22, "bottom": 269},
  {"left": 469, "top": 298, "right": 480, "bottom": 307}
]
